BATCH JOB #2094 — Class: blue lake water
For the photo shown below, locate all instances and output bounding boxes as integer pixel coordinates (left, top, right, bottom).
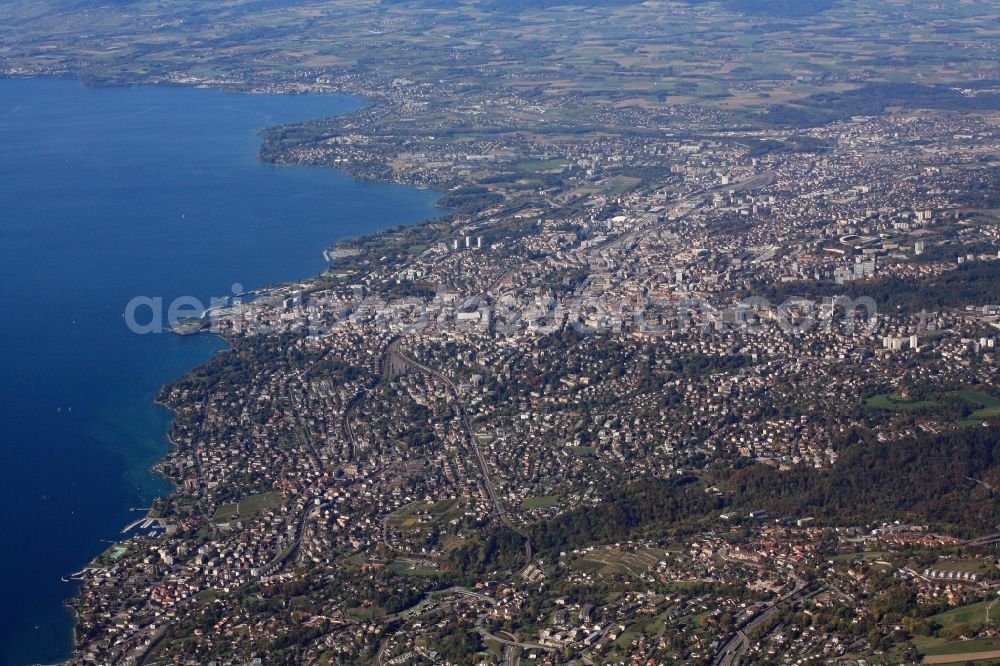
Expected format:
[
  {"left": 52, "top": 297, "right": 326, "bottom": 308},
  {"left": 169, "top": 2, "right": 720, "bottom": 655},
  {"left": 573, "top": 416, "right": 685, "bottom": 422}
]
[{"left": 0, "top": 77, "right": 439, "bottom": 666}]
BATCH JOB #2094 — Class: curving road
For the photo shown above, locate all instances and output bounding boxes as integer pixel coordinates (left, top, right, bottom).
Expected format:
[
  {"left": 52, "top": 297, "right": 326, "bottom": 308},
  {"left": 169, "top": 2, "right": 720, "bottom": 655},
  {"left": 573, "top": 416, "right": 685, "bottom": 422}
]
[{"left": 395, "top": 349, "right": 509, "bottom": 527}]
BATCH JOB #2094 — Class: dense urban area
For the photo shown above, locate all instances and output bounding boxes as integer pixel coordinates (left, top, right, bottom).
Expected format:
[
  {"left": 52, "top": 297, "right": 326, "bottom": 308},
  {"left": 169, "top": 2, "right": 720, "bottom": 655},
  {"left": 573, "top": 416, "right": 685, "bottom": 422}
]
[{"left": 3, "top": 0, "right": 1000, "bottom": 663}]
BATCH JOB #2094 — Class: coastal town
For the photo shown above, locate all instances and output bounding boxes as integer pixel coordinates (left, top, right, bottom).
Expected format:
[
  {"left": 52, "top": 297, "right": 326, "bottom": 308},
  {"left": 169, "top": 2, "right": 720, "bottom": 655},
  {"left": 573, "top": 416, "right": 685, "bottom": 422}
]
[
  {"left": 2, "top": 0, "right": 1000, "bottom": 663},
  {"left": 59, "top": 101, "right": 1000, "bottom": 664}
]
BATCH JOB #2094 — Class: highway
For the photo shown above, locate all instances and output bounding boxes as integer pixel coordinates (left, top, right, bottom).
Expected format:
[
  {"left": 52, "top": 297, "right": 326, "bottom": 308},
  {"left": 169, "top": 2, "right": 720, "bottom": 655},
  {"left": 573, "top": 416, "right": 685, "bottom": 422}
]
[
  {"left": 963, "top": 532, "right": 1000, "bottom": 547},
  {"left": 475, "top": 614, "right": 553, "bottom": 653},
  {"left": 395, "top": 349, "right": 509, "bottom": 526},
  {"left": 710, "top": 579, "right": 823, "bottom": 666},
  {"left": 376, "top": 587, "right": 502, "bottom": 665}
]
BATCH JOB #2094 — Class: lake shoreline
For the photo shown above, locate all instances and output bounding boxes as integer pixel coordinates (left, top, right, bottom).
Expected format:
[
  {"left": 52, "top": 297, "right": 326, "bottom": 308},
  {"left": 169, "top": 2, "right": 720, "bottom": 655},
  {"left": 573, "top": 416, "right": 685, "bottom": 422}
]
[
  {"left": 64, "top": 80, "right": 448, "bottom": 659},
  {"left": 0, "top": 76, "right": 445, "bottom": 665}
]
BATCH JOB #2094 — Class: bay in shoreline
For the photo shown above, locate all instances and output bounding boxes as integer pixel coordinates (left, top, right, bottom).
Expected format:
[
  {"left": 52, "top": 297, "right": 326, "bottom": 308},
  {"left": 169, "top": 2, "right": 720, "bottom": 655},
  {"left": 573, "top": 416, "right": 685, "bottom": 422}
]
[{"left": 0, "top": 77, "right": 440, "bottom": 666}]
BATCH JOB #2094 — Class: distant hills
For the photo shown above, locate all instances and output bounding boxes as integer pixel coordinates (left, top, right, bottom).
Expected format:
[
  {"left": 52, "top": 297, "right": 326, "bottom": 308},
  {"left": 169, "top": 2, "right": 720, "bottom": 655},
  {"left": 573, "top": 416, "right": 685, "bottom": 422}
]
[
  {"left": 762, "top": 82, "right": 1000, "bottom": 127},
  {"left": 686, "top": 0, "right": 840, "bottom": 18},
  {"left": 381, "top": 0, "right": 841, "bottom": 19}
]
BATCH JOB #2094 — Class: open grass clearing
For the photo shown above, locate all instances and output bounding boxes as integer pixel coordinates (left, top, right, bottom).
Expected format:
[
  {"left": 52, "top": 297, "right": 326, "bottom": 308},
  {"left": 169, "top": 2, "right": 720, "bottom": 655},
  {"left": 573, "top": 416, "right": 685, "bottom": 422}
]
[
  {"left": 212, "top": 490, "right": 284, "bottom": 524},
  {"left": 386, "top": 498, "right": 464, "bottom": 530},
  {"left": 866, "top": 393, "right": 937, "bottom": 410},
  {"left": 521, "top": 495, "right": 561, "bottom": 510}
]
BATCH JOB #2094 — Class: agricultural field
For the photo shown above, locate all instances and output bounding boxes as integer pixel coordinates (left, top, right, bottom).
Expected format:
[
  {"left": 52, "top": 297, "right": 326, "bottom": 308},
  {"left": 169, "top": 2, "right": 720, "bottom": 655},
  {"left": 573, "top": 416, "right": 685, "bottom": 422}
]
[
  {"left": 911, "top": 600, "right": 1000, "bottom": 662},
  {"left": 932, "top": 601, "right": 995, "bottom": 633},
  {"left": 919, "top": 637, "right": 1000, "bottom": 660},
  {"left": 5, "top": 0, "right": 1000, "bottom": 127},
  {"left": 572, "top": 545, "right": 669, "bottom": 578}
]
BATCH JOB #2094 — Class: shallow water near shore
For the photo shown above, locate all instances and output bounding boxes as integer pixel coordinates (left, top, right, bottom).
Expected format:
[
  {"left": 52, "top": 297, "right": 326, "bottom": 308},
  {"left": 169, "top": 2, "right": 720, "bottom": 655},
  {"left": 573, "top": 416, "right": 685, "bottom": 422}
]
[{"left": 0, "top": 77, "right": 440, "bottom": 666}]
